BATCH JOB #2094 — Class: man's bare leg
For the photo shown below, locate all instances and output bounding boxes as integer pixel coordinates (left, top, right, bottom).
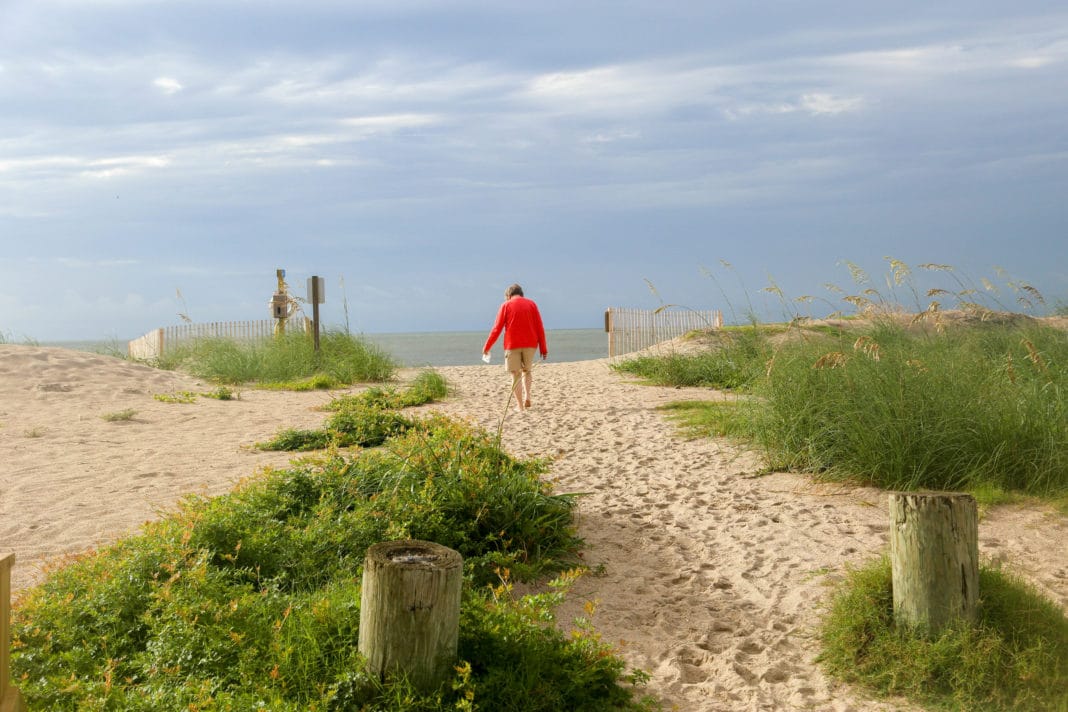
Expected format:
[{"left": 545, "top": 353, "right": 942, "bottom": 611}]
[
  {"left": 522, "top": 370, "right": 532, "bottom": 408},
  {"left": 510, "top": 371, "right": 525, "bottom": 411}
]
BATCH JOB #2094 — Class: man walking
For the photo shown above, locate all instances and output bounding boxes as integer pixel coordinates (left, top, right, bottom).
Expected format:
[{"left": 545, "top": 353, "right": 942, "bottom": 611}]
[{"left": 483, "top": 284, "right": 548, "bottom": 412}]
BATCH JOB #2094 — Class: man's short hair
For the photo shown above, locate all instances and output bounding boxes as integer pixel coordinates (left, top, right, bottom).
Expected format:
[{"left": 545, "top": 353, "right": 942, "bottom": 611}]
[{"left": 505, "top": 284, "right": 524, "bottom": 298}]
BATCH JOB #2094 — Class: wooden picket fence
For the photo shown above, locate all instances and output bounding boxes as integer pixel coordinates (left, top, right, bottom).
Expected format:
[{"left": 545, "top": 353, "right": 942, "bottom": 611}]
[
  {"left": 128, "top": 318, "right": 310, "bottom": 361},
  {"left": 604, "top": 307, "right": 722, "bottom": 358},
  {"left": 1, "top": 553, "right": 25, "bottom": 712}
]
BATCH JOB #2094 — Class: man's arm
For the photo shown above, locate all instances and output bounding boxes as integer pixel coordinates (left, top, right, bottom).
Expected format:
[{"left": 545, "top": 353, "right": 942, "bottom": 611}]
[
  {"left": 534, "top": 305, "right": 548, "bottom": 358},
  {"left": 483, "top": 302, "right": 507, "bottom": 354}
]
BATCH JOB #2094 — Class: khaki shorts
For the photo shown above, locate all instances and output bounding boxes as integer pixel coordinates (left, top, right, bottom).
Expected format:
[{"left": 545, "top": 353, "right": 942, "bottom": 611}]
[{"left": 504, "top": 347, "right": 537, "bottom": 373}]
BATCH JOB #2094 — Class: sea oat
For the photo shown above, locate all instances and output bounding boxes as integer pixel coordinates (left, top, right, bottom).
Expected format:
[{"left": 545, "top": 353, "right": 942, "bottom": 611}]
[
  {"left": 842, "top": 261, "right": 869, "bottom": 284},
  {"left": 813, "top": 351, "right": 848, "bottom": 370},
  {"left": 1022, "top": 339, "right": 1049, "bottom": 375},
  {"left": 853, "top": 335, "right": 881, "bottom": 361},
  {"left": 885, "top": 257, "right": 911, "bottom": 285},
  {"left": 1021, "top": 282, "right": 1045, "bottom": 305}
]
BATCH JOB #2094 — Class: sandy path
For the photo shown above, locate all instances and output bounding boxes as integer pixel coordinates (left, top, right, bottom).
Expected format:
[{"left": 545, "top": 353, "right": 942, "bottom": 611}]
[{"left": 1, "top": 345, "right": 1065, "bottom": 711}]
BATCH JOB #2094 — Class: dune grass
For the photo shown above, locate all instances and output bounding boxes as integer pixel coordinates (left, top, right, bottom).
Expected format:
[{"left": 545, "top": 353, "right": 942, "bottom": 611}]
[
  {"left": 633, "top": 318, "right": 1068, "bottom": 501},
  {"left": 750, "top": 320, "right": 1068, "bottom": 499},
  {"left": 623, "top": 258, "right": 1068, "bottom": 504},
  {"left": 156, "top": 329, "right": 396, "bottom": 386},
  {"left": 11, "top": 414, "right": 657, "bottom": 711},
  {"left": 820, "top": 557, "right": 1068, "bottom": 711},
  {"left": 612, "top": 325, "right": 772, "bottom": 390}
]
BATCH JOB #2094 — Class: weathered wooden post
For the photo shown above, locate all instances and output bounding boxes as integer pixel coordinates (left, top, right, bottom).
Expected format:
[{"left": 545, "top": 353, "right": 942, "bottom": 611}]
[
  {"left": 1, "top": 553, "right": 26, "bottom": 712},
  {"left": 889, "top": 492, "right": 978, "bottom": 635},
  {"left": 358, "top": 540, "right": 462, "bottom": 692},
  {"left": 604, "top": 309, "right": 615, "bottom": 358}
]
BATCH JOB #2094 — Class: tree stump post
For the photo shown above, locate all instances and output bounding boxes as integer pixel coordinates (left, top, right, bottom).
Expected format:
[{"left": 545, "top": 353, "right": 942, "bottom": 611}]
[
  {"left": 888, "top": 492, "right": 978, "bottom": 635},
  {"left": 358, "top": 540, "right": 462, "bottom": 692}
]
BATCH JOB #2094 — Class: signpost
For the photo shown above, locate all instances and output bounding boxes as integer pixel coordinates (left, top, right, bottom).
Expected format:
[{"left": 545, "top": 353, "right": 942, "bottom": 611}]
[
  {"left": 307, "top": 276, "right": 325, "bottom": 351},
  {"left": 272, "top": 269, "right": 288, "bottom": 337}
]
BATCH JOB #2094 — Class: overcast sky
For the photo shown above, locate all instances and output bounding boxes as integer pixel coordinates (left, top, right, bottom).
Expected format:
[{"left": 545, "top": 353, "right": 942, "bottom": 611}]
[{"left": 2, "top": 1, "right": 1066, "bottom": 342}]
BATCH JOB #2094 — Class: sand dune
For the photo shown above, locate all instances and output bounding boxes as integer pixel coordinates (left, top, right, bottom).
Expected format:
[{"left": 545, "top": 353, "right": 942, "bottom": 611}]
[{"left": 1, "top": 345, "right": 1065, "bottom": 710}]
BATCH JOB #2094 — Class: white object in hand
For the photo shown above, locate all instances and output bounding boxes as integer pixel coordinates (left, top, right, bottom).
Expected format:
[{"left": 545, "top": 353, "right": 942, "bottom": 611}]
[{"left": 481, "top": 353, "right": 491, "bottom": 363}]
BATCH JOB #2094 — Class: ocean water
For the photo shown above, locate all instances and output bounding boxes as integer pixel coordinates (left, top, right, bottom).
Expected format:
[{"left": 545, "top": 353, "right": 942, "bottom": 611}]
[
  {"left": 41, "top": 328, "right": 609, "bottom": 367},
  {"left": 363, "top": 328, "right": 607, "bottom": 367}
]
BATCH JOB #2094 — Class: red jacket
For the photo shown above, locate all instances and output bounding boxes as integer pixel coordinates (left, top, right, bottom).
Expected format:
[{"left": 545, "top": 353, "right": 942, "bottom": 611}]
[{"left": 483, "top": 296, "right": 547, "bottom": 356}]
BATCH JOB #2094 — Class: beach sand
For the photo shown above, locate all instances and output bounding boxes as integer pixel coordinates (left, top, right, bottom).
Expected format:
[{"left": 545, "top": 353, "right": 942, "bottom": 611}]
[{"left": 1, "top": 344, "right": 1065, "bottom": 710}]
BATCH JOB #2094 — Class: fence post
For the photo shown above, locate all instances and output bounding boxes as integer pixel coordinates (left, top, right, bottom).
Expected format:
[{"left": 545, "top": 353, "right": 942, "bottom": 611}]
[
  {"left": 1, "top": 554, "right": 26, "bottom": 712},
  {"left": 358, "top": 540, "right": 462, "bottom": 692},
  {"left": 889, "top": 492, "right": 978, "bottom": 636},
  {"left": 604, "top": 309, "right": 614, "bottom": 358}
]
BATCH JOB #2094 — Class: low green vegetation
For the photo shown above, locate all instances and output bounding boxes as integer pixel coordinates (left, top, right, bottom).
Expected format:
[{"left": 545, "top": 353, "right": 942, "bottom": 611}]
[
  {"left": 260, "top": 407, "right": 414, "bottom": 451},
  {"left": 11, "top": 415, "right": 656, "bottom": 711},
  {"left": 655, "top": 400, "right": 753, "bottom": 440},
  {"left": 820, "top": 558, "right": 1068, "bottom": 711},
  {"left": 154, "top": 390, "right": 199, "bottom": 403},
  {"left": 202, "top": 386, "right": 238, "bottom": 400},
  {"left": 156, "top": 330, "right": 396, "bottom": 386},
  {"left": 258, "top": 371, "right": 449, "bottom": 452},
  {"left": 153, "top": 387, "right": 239, "bottom": 403},
  {"left": 101, "top": 408, "right": 138, "bottom": 422},
  {"left": 324, "top": 370, "right": 449, "bottom": 412}
]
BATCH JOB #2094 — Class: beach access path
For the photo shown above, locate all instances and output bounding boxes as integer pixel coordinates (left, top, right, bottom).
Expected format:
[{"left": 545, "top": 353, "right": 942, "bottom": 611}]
[{"left": 1, "top": 346, "right": 1064, "bottom": 711}]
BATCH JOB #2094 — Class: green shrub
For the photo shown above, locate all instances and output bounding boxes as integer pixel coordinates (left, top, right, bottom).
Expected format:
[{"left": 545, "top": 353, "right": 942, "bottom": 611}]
[
  {"left": 12, "top": 415, "right": 653, "bottom": 710},
  {"left": 820, "top": 557, "right": 1068, "bottom": 711},
  {"left": 326, "top": 404, "right": 413, "bottom": 447},
  {"left": 326, "top": 369, "right": 449, "bottom": 412},
  {"left": 262, "top": 372, "right": 448, "bottom": 452},
  {"left": 257, "top": 427, "right": 337, "bottom": 451}
]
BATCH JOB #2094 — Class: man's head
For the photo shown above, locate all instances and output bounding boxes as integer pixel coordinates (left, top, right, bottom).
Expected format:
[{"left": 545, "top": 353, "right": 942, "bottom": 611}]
[{"left": 505, "top": 284, "right": 524, "bottom": 298}]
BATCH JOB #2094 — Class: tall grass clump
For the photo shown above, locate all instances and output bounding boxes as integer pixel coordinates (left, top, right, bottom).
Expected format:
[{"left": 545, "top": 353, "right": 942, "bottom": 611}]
[
  {"left": 613, "top": 325, "right": 771, "bottom": 390},
  {"left": 11, "top": 415, "right": 657, "bottom": 710},
  {"left": 754, "top": 320, "right": 1068, "bottom": 497},
  {"left": 157, "top": 329, "right": 396, "bottom": 386},
  {"left": 820, "top": 557, "right": 1068, "bottom": 711},
  {"left": 635, "top": 260, "right": 1068, "bottom": 500}
]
